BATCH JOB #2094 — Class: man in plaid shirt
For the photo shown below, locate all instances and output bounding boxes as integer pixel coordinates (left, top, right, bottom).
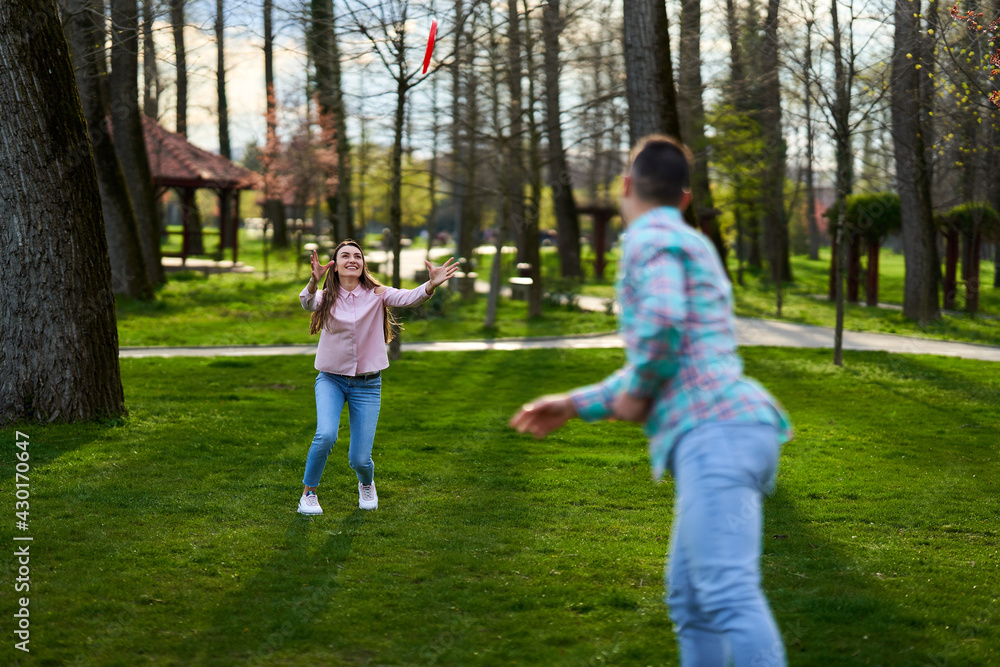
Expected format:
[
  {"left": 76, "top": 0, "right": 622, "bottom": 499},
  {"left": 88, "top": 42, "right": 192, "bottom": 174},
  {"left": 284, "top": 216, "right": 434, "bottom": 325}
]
[{"left": 512, "top": 136, "right": 792, "bottom": 666}]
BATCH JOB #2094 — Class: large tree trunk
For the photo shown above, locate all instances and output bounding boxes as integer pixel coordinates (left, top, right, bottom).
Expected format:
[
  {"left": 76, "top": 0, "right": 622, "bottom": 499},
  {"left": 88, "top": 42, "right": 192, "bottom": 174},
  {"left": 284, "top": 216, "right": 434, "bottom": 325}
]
[
  {"left": 110, "top": 0, "right": 165, "bottom": 287},
  {"left": 759, "top": 0, "right": 791, "bottom": 306},
  {"left": 1, "top": 0, "right": 126, "bottom": 424},
  {"left": 264, "top": 0, "right": 287, "bottom": 248},
  {"left": 62, "top": 0, "right": 152, "bottom": 299},
  {"left": 142, "top": 0, "right": 159, "bottom": 119},
  {"left": 892, "top": 0, "right": 939, "bottom": 324},
  {"left": 725, "top": 0, "right": 747, "bottom": 108},
  {"left": 543, "top": 0, "right": 581, "bottom": 278},
  {"left": 623, "top": 0, "right": 682, "bottom": 141}
]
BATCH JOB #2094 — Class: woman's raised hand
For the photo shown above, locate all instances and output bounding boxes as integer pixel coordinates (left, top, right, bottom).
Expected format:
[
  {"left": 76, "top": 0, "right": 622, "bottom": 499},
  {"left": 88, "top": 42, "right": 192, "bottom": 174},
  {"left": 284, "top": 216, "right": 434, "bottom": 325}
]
[
  {"left": 311, "top": 249, "right": 335, "bottom": 283},
  {"left": 425, "top": 257, "right": 460, "bottom": 288}
]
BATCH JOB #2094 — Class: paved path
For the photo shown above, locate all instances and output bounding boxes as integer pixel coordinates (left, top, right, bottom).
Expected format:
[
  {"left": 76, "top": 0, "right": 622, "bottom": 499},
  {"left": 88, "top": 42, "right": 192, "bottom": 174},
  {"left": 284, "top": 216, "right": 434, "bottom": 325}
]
[
  {"left": 122, "top": 246, "right": 1000, "bottom": 362},
  {"left": 120, "top": 321, "right": 1000, "bottom": 362}
]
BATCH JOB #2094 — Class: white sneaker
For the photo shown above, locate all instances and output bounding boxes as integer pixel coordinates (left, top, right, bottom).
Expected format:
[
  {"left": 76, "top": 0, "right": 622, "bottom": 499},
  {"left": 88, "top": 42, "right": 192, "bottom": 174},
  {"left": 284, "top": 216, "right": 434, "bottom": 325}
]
[
  {"left": 358, "top": 481, "right": 378, "bottom": 510},
  {"left": 298, "top": 491, "right": 323, "bottom": 515}
]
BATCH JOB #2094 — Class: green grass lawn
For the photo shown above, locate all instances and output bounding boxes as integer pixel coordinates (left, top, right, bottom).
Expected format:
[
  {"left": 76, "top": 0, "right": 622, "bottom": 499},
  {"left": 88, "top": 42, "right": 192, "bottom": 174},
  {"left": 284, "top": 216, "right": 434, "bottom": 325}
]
[
  {"left": 2, "top": 348, "right": 998, "bottom": 664},
  {"left": 551, "top": 246, "right": 999, "bottom": 346},
  {"left": 119, "top": 235, "right": 617, "bottom": 347},
  {"left": 134, "top": 233, "right": 999, "bottom": 348}
]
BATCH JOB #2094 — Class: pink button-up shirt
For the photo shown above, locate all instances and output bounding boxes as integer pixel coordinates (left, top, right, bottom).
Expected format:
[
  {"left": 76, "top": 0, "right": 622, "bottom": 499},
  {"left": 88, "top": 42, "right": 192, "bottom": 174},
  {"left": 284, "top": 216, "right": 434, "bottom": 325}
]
[{"left": 299, "top": 281, "right": 433, "bottom": 376}]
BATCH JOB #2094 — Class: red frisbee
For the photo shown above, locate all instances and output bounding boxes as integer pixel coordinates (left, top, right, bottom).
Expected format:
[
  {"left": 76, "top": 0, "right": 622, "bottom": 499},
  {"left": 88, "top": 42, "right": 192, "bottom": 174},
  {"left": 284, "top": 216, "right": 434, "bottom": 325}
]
[{"left": 422, "top": 19, "right": 437, "bottom": 74}]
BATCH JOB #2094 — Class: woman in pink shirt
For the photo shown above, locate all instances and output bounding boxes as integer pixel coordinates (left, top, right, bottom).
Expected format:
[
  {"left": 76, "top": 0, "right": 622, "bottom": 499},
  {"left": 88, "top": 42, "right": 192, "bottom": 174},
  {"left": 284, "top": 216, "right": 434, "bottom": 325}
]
[{"left": 297, "top": 239, "right": 458, "bottom": 514}]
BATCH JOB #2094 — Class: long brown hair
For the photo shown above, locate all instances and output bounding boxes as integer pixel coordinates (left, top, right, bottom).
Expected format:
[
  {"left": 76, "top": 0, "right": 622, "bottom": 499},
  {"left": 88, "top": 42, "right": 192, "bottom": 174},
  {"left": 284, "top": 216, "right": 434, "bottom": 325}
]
[{"left": 309, "top": 239, "right": 400, "bottom": 343}]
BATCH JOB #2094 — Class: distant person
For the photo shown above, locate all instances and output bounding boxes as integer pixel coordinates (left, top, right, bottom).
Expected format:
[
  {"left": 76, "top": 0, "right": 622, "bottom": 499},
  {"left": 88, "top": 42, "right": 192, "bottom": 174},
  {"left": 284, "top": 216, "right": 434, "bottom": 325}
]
[
  {"left": 298, "top": 240, "right": 458, "bottom": 514},
  {"left": 511, "top": 136, "right": 793, "bottom": 666}
]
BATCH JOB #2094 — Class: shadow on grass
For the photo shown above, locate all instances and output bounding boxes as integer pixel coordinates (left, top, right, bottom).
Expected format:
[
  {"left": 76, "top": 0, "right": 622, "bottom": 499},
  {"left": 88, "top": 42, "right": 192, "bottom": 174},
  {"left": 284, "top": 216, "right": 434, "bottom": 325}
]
[
  {"left": 765, "top": 486, "right": 932, "bottom": 665},
  {"left": 184, "top": 510, "right": 364, "bottom": 664}
]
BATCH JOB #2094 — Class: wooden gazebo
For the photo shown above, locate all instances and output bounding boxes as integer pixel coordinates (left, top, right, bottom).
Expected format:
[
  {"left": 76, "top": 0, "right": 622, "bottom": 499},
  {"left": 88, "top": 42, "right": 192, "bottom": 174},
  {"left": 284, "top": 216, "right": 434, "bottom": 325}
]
[
  {"left": 578, "top": 203, "right": 619, "bottom": 281},
  {"left": 142, "top": 116, "right": 257, "bottom": 263}
]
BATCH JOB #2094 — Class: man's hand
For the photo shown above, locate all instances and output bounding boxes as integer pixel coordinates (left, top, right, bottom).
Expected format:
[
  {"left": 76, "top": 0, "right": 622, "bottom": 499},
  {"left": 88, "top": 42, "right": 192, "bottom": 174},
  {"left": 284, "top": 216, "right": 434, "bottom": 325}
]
[
  {"left": 611, "top": 393, "right": 653, "bottom": 423},
  {"left": 510, "top": 394, "right": 577, "bottom": 439}
]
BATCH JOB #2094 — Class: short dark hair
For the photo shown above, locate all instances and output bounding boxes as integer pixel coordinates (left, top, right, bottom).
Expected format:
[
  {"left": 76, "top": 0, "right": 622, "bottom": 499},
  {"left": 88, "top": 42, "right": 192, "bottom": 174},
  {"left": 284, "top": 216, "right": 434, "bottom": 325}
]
[{"left": 627, "top": 135, "right": 693, "bottom": 206}]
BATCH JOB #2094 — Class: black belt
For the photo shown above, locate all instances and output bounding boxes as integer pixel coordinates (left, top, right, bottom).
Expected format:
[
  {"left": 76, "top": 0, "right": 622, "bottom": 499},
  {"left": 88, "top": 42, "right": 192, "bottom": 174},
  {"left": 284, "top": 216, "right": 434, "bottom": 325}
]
[{"left": 335, "top": 370, "right": 381, "bottom": 380}]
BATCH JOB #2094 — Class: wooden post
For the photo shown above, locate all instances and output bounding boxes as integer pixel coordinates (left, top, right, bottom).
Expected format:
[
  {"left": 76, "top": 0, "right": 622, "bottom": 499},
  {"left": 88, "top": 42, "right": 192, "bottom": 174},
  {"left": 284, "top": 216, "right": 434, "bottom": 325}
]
[
  {"left": 180, "top": 187, "right": 191, "bottom": 265},
  {"left": 943, "top": 228, "right": 959, "bottom": 311},
  {"left": 232, "top": 189, "right": 240, "bottom": 263},
  {"left": 967, "top": 232, "right": 981, "bottom": 315},
  {"left": 847, "top": 235, "right": 861, "bottom": 303},
  {"left": 593, "top": 212, "right": 608, "bottom": 281},
  {"left": 828, "top": 233, "right": 837, "bottom": 300},
  {"left": 218, "top": 188, "right": 231, "bottom": 255},
  {"left": 866, "top": 238, "right": 880, "bottom": 306}
]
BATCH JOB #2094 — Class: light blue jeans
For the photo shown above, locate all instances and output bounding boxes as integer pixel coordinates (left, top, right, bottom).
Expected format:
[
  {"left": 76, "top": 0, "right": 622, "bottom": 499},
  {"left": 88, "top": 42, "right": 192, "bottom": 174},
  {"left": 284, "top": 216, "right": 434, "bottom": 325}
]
[
  {"left": 302, "top": 371, "right": 382, "bottom": 487},
  {"left": 665, "top": 421, "right": 787, "bottom": 667}
]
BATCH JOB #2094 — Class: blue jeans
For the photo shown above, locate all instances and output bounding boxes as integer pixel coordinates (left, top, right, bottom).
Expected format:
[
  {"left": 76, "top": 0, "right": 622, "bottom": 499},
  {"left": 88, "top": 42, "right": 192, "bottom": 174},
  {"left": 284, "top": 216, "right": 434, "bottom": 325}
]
[
  {"left": 665, "top": 421, "right": 786, "bottom": 667},
  {"left": 302, "top": 371, "right": 382, "bottom": 487}
]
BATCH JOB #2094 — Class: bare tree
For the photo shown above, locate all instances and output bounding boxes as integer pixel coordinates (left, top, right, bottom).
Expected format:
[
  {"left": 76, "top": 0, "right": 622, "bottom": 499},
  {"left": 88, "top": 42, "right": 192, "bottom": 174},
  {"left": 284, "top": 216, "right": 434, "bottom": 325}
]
[
  {"left": 142, "top": 0, "right": 160, "bottom": 119},
  {"left": 830, "top": 0, "right": 852, "bottom": 365},
  {"left": 543, "top": 0, "right": 581, "bottom": 278},
  {"left": 1, "top": 0, "right": 126, "bottom": 424},
  {"left": 679, "top": 0, "right": 727, "bottom": 275},
  {"left": 505, "top": 0, "right": 539, "bottom": 314},
  {"left": 111, "top": 0, "right": 165, "bottom": 287},
  {"left": 802, "top": 13, "right": 820, "bottom": 261},
  {"left": 892, "top": 0, "right": 939, "bottom": 323},
  {"left": 264, "top": 0, "right": 288, "bottom": 248},
  {"left": 216, "top": 0, "right": 231, "bottom": 159},
  {"left": 167, "top": 0, "right": 205, "bottom": 254},
  {"left": 169, "top": 0, "right": 187, "bottom": 135},
  {"left": 522, "top": 0, "right": 543, "bottom": 316},
  {"left": 61, "top": 0, "right": 152, "bottom": 298},
  {"left": 759, "top": 0, "right": 791, "bottom": 314},
  {"left": 310, "top": 0, "right": 354, "bottom": 245},
  {"left": 352, "top": 0, "right": 437, "bottom": 356},
  {"left": 483, "top": 0, "right": 507, "bottom": 328}
]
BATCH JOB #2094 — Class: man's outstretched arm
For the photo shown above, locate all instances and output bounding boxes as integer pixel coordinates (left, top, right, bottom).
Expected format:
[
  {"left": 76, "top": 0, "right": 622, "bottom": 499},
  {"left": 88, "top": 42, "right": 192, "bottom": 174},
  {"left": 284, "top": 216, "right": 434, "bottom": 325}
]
[{"left": 512, "top": 249, "right": 688, "bottom": 437}]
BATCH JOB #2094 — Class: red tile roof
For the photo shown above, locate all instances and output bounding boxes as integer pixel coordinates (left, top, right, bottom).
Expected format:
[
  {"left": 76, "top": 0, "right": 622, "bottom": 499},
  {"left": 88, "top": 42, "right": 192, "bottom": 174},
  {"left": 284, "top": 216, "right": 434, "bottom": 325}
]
[{"left": 140, "top": 115, "right": 260, "bottom": 191}]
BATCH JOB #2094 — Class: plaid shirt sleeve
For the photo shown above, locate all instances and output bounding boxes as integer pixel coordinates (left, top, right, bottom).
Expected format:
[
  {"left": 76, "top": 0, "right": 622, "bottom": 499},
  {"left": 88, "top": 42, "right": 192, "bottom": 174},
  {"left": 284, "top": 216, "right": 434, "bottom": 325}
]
[
  {"left": 570, "top": 368, "right": 626, "bottom": 422},
  {"left": 569, "top": 248, "right": 686, "bottom": 421},
  {"left": 618, "top": 249, "right": 686, "bottom": 398}
]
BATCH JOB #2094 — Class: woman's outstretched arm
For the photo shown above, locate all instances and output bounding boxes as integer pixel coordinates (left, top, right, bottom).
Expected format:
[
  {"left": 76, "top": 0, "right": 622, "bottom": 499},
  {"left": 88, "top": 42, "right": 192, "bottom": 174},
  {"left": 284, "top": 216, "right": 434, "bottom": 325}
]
[{"left": 380, "top": 257, "right": 460, "bottom": 308}]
